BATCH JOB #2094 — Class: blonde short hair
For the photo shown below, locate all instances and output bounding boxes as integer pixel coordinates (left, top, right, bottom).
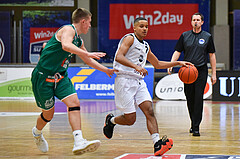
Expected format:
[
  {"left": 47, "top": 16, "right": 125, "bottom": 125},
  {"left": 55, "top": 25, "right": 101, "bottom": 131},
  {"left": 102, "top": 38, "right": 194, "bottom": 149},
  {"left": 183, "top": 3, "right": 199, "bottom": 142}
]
[{"left": 72, "top": 8, "right": 92, "bottom": 23}]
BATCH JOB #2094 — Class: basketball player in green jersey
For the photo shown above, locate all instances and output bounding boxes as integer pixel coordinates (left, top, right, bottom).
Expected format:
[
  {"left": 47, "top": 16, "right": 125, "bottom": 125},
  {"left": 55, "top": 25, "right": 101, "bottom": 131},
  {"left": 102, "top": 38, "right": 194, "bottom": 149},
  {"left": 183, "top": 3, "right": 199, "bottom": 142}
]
[{"left": 31, "top": 8, "right": 116, "bottom": 155}]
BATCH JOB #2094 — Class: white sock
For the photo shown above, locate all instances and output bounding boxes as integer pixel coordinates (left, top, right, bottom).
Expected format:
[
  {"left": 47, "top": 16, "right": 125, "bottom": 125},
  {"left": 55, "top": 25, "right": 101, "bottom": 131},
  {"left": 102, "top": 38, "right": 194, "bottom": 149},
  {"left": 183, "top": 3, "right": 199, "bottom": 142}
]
[
  {"left": 33, "top": 126, "right": 42, "bottom": 136},
  {"left": 73, "top": 130, "right": 84, "bottom": 141},
  {"left": 110, "top": 117, "right": 116, "bottom": 124},
  {"left": 151, "top": 133, "right": 160, "bottom": 144}
]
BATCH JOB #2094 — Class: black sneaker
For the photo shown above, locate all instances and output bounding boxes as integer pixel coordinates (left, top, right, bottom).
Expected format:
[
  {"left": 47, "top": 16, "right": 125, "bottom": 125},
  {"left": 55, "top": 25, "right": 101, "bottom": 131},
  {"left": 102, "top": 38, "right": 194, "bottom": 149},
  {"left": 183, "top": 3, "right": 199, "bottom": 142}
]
[
  {"left": 103, "top": 113, "right": 116, "bottom": 139},
  {"left": 189, "top": 128, "right": 193, "bottom": 133},
  {"left": 192, "top": 130, "right": 200, "bottom": 136},
  {"left": 154, "top": 135, "right": 173, "bottom": 156}
]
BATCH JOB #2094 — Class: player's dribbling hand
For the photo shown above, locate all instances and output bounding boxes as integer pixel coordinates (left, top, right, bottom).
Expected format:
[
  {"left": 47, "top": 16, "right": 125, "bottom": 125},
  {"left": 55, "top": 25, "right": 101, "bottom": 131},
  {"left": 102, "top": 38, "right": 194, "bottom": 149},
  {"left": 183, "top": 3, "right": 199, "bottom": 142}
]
[
  {"left": 106, "top": 69, "right": 118, "bottom": 78},
  {"left": 179, "top": 61, "right": 193, "bottom": 67},
  {"left": 167, "top": 67, "right": 173, "bottom": 75},
  {"left": 88, "top": 52, "right": 106, "bottom": 60},
  {"left": 135, "top": 65, "right": 148, "bottom": 76}
]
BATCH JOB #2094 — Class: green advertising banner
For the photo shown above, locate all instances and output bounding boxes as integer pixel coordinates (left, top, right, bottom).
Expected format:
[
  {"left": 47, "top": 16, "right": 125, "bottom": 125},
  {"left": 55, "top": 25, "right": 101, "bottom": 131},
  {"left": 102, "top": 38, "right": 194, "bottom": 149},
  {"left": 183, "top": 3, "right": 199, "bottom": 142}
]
[{"left": 0, "top": 68, "right": 34, "bottom": 99}]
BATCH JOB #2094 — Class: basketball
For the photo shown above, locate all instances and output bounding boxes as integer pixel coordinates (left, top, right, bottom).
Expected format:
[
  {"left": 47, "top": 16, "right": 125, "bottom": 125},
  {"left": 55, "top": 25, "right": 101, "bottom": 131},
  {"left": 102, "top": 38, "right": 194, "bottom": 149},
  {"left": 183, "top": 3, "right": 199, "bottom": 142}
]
[{"left": 178, "top": 65, "right": 198, "bottom": 84}]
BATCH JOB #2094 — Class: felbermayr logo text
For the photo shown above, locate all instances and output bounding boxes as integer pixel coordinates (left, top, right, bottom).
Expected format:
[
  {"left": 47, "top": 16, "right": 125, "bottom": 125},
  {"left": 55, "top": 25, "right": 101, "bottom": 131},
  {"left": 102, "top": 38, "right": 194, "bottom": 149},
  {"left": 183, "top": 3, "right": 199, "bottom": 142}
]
[{"left": 71, "top": 69, "right": 114, "bottom": 91}]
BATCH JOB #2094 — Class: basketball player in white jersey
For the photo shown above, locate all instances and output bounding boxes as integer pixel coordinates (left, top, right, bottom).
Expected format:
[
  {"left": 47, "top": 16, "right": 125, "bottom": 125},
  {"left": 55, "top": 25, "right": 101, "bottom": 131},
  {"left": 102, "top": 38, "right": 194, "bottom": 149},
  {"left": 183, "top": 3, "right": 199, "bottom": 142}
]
[{"left": 103, "top": 17, "right": 192, "bottom": 156}]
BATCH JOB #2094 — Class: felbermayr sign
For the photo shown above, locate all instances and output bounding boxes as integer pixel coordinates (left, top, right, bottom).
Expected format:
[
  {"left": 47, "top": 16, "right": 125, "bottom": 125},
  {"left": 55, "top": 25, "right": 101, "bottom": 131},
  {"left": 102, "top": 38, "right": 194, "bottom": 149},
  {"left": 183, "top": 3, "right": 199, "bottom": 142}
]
[
  {"left": 213, "top": 71, "right": 240, "bottom": 101},
  {"left": 68, "top": 66, "right": 154, "bottom": 99}
]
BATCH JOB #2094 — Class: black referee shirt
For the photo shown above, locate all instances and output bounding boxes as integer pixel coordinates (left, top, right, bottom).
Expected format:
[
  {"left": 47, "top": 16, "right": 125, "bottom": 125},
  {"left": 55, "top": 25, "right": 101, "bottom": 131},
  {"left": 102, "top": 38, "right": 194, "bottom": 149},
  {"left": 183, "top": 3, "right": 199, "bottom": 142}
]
[{"left": 174, "top": 30, "right": 216, "bottom": 67}]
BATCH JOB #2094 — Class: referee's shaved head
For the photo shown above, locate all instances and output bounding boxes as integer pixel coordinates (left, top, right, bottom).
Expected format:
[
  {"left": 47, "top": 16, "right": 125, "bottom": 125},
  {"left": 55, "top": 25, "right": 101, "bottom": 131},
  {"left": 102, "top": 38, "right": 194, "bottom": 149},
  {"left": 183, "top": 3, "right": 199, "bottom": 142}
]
[{"left": 134, "top": 17, "right": 147, "bottom": 26}]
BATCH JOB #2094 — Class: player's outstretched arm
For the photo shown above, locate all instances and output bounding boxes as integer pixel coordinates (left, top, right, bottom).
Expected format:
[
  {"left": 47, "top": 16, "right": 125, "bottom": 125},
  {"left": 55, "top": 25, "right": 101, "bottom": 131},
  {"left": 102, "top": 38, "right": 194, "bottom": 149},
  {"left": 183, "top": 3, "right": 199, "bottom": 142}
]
[
  {"left": 60, "top": 26, "right": 105, "bottom": 60},
  {"left": 167, "top": 51, "right": 181, "bottom": 74},
  {"left": 147, "top": 50, "right": 192, "bottom": 70},
  {"left": 80, "top": 55, "right": 117, "bottom": 78},
  {"left": 79, "top": 40, "right": 117, "bottom": 77}
]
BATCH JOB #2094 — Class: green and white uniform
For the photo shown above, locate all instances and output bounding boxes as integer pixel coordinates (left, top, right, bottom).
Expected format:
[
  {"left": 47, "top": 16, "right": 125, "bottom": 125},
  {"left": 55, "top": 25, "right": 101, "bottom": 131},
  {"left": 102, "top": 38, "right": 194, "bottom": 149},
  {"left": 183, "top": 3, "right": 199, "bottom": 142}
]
[{"left": 31, "top": 24, "right": 82, "bottom": 110}]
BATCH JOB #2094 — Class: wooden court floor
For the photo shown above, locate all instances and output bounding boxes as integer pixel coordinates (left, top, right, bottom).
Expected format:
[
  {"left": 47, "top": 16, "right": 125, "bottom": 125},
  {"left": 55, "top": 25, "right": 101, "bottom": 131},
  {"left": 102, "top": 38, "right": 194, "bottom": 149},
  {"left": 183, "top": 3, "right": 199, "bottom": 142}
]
[{"left": 0, "top": 99, "right": 240, "bottom": 158}]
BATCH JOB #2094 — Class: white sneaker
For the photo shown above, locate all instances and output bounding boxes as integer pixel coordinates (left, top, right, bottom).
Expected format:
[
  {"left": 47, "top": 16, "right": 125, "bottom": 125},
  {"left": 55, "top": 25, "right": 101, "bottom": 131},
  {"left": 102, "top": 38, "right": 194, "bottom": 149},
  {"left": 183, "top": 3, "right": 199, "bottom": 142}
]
[
  {"left": 32, "top": 127, "right": 49, "bottom": 153},
  {"left": 72, "top": 139, "right": 101, "bottom": 155}
]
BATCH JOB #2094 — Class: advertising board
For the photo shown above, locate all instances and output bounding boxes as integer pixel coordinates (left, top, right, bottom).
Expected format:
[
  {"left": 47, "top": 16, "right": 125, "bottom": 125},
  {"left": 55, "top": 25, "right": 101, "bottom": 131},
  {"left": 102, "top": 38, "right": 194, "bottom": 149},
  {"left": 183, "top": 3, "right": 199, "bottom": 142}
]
[
  {"left": 98, "top": 0, "right": 210, "bottom": 63},
  {"left": 213, "top": 71, "right": 240, "bottom": 101}
]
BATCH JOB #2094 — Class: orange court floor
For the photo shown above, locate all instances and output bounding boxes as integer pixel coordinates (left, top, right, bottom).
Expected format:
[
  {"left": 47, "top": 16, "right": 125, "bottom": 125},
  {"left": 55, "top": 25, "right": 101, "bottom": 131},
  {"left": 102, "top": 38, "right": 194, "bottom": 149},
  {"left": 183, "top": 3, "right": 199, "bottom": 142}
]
[{"left": 0, "top": 99, "right": 240, "bottom": 159}]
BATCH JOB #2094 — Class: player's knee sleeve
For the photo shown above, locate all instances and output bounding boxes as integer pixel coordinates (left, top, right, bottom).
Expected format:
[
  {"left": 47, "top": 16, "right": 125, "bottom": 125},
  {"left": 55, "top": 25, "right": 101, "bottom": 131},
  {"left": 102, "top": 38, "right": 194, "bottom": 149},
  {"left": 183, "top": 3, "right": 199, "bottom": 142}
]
[
  {"left": 68, "top": 106, "right": 80, "bottom": 112},
  {"left": 41, "top": 112, "right": 51, "bottom": 122}
]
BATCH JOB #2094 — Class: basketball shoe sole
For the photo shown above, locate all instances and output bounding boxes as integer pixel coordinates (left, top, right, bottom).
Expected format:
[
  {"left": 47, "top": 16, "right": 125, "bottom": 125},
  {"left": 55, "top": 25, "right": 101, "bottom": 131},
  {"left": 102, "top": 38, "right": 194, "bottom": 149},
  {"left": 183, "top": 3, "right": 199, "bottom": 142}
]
[
  {"left": 154, "top": 135, "right": 173, "bottom": 156},
  {"left": 73, "top": 139, "right": 101, "bottom": 155}
]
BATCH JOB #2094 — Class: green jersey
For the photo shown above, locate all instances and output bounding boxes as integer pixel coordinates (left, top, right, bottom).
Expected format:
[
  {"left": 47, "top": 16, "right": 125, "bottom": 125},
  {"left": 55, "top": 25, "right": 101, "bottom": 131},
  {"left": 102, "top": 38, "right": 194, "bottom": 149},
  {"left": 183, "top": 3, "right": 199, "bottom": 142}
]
[{"left": 37, "top": 24, "right": 82, "bottom": 75}]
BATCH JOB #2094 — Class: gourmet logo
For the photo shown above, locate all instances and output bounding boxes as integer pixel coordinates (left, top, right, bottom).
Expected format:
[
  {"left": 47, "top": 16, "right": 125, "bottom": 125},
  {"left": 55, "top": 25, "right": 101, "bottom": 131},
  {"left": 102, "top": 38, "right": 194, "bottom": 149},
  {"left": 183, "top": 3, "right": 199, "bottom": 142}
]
[
  {"left": 0, "top": 38, "right": 5, "bottom": 61},
  {"left": 109, "top": 3, "right": 198, "bottom": 40},
  {"left": 8, "top": 85, "right": 32, "bottom": 93}
]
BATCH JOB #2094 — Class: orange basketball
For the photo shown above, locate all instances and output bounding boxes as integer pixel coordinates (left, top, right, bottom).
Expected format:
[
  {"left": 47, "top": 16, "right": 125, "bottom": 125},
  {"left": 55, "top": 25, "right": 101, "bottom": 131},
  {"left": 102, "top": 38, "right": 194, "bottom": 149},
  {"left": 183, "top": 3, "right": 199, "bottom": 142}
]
[{"left": 178, "top": 65, "right": 198, "bottom": 84}]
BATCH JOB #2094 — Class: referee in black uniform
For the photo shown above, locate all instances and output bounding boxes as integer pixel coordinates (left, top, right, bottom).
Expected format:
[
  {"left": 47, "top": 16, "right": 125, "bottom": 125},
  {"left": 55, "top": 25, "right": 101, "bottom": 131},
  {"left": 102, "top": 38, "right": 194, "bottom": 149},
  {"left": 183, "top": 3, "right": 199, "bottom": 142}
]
[{"left": 168, "top": 12, "right": 217, "bottom": 136}]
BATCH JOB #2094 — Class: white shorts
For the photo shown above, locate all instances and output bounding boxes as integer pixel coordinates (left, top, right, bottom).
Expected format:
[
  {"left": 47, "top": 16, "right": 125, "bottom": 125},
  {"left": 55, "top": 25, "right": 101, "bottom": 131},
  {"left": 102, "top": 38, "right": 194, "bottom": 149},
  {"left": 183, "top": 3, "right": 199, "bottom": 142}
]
[{"left": 114, "top": 76, "right": 152, "bottom": 114}]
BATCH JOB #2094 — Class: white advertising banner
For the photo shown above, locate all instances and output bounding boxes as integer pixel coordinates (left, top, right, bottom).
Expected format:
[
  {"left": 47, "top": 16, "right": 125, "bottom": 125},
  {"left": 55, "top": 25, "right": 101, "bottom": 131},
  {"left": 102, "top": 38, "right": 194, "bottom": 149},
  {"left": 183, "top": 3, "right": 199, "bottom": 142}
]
[{"left": 155, "top": 73, "right": 212, "bottom": 100}]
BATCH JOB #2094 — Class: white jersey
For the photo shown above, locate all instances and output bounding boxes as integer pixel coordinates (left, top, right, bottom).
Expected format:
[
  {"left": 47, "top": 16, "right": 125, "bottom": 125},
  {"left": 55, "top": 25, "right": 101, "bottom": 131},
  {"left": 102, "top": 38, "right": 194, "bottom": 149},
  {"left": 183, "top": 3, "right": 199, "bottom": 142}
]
[{"left": 113, "top": 33, "right": 150, "bottom": 79}]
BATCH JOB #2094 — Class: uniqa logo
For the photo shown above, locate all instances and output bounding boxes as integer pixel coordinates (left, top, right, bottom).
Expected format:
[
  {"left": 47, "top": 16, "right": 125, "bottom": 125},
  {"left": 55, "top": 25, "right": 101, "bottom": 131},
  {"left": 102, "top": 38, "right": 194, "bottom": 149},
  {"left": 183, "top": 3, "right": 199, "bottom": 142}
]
[
  {"left": 155, "top": 73, "right": 212, "bottom": 100},
  {"left": 155, "top": 73, "right": 186, "bottom": 100},
  {"left": 219, "top": 77, "right": 240, "bottom": 97},
  {"left": 0, "top": 38, "right": 5, "bottom": 61}
]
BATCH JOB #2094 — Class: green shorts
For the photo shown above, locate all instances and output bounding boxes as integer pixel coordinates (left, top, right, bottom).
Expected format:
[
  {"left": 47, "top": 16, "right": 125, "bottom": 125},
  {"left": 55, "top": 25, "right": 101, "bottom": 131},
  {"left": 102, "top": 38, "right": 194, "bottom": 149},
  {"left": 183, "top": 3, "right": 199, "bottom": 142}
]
[{"left": 31, "top": 67, "right": 76, "bottom": 110}]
